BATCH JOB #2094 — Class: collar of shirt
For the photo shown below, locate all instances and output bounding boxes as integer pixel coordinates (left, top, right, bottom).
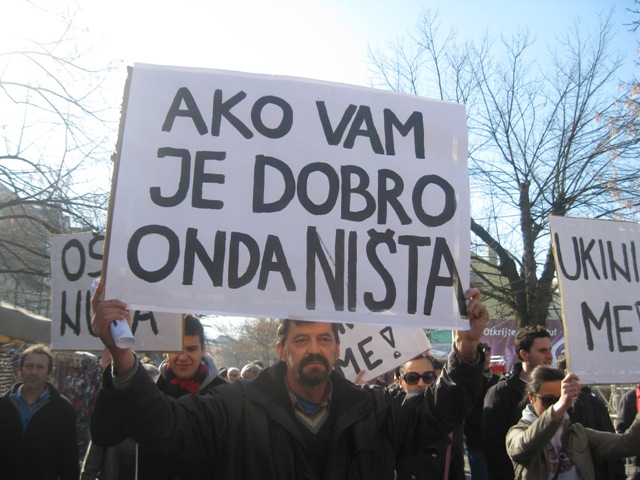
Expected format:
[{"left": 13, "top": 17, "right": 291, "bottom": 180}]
[
  {"left": 285, "top": 376, "right": 333, "bottom": 416},
  {"left": 13, "top": 384, "right": 51, "bottom": 429},
  {"left": 17, "top": 383, "right": 50, "bottom": 405}
]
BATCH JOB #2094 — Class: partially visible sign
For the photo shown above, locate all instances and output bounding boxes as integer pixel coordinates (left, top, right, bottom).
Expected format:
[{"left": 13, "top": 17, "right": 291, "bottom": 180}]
[
  {"left": 480, "top": 318, "right": 565, "bottom": 374},
  {"left": 50, "top": 232, "right": 183, "bottom": 351},
  {"left": 550, "top": 216, "right": 640, "bottom": 384},
  {"left": 335, "top": 323, "right": 429, "bottom": 382}
]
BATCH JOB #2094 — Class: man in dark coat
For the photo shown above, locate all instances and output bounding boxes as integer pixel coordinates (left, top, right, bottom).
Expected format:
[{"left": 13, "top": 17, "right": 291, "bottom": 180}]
[
  {"left": 91, "top": 288, "right": 488, "bottom": 480},
  {"left": 87, "top": 314, "right": 226, "bottom": 480},
  {"left": 0, "top": 345, "right": 78, "bottom": 480}
]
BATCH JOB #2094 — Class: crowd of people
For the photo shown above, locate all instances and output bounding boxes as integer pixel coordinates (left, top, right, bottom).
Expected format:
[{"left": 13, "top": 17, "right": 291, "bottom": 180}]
[{"left": 1, "top": 287, "right": 638, "bottom": 479}]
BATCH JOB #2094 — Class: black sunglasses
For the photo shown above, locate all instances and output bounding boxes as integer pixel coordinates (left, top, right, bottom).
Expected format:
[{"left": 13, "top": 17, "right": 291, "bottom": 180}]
[
  {"left": 402, "top": 371, "right": 436, "bottom": 385},
  {"left": 534, "top": 394, "right": 560, "bottom": 407}
]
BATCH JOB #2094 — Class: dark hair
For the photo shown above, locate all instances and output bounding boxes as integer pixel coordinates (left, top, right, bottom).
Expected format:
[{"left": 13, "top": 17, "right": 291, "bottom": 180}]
[
  {"left": 184, "top": 314, "right": 205, "bottom": 346},
  {"left": 514, "top": 325, "right": 550, "bottom": 361},
  {"left": 20, "top": 345, "right": 54, "bottom": 374},
  {"left": 526, "top": 365, "right": 565, "bottom": 396},
  {"left": 277, "top": 319, "right": 340, "bottom": 346},
  {"left": 518, "top": 365, "right": 565, "bottom": 409},
  {"left": 395, "top": 353, "right": 433, "bottom": 379}
]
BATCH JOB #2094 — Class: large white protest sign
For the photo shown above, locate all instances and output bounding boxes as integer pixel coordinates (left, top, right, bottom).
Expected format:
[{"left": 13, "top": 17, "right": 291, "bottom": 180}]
[
  {"left": 550, "top": 216, "right": 640, "bottom": 384},
  {"left": 334, "top": 323, "right": 430, "bottom": 382},
  {"left": 105, "top": 64, "right": 470, "bottom": 329},
  {"left": 50, "top": 232, "right": 183, "bottom": 351}
]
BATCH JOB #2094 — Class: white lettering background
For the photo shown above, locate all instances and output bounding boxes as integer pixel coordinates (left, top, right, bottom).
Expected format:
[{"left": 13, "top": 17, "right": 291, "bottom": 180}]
[
  {"left": 51, "top": 232, "right": 183, "bottom": 351},
  {"left": 550, "top": 216, "right": 640, "bottom": 383},
  {"left": 106, "top": 64, "right": 470, "bottom": 328}
]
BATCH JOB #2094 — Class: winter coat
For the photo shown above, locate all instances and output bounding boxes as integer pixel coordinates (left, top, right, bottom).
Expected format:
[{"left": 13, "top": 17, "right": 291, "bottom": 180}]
[
  {"left": 0, "top": 382, "right": 78, "bottom": 480},
  {"left": 616, "top": 387, "right": 640, "bottom": 471},
  {"left": 507, "top": 406, "right": 640, "bottom": 480},
  {"left": 394, "top": 389, "right": 467, "bottom": 480},
  {"left": 90, "top": 355, "right": 226, "bottom": 480},
  {"left": 481, "top": 361, "right": 526, "bottom": 480},
  {"left": 91, "top": 349, "right": 483, "bottom": 480},
  {"left": 568, "top": 387, "right": 626, "bottom": 480},
  {"left": 81, "top": 438, "right": 137, "bottom": 480},
  {"left": 463, "top": 370, "right": 499, "bottom": 450}
]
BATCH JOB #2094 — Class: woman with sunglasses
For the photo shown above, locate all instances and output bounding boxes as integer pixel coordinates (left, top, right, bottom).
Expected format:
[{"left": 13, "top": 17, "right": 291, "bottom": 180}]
[
  {"left": 506, "top": 365, "right": 640, "bottom": 480},
  {"left": 394, "top": 354, "right": 466, "bottom": 480},
  {"left": 395, "top": 354, "right": 438, "bottom": 394}
]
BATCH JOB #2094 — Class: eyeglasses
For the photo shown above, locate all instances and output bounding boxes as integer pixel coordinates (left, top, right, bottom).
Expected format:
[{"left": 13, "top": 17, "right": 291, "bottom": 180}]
[
  {"left": 534, "top": 394, "right": 560, "bottom": 408},
  {"left": 402, "top": 371, "right": 436, "bottom": 385}
]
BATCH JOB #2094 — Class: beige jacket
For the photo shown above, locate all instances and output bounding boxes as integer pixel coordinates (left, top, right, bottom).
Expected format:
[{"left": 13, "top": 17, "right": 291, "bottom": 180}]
[{"left": 507, "top": 408, "right": 640, "bottom": 480}]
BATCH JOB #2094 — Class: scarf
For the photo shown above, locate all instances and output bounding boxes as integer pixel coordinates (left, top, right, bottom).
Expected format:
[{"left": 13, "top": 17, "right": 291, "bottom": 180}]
[{"left": 162, "top": 362, "right": 207, "bottom": 394}]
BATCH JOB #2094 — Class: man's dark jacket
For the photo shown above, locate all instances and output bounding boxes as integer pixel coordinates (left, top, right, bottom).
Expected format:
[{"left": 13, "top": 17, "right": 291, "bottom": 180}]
[
  {"left": 91, "top": 349, "right": 483, "bottom": 480},
  {"left": 463, "top": 370, "right": 499, "bottom": 450},
  {"left": 0, "top": 382, "right": 78, "bottom": 480},
  {"left": 481, "top": 362, "right": 525, "bottom": 480},
  {"left": 92, "top": 355, "right": 225, "bottom": 480}
]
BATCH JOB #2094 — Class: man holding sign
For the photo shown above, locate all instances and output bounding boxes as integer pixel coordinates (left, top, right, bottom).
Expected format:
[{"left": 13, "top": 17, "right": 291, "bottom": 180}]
[
  {"left": 89, "top": 311, "right": 226, "bottom": 479},
  {"left": 91, "top": 288, "right": 487, "bottom": 479}
]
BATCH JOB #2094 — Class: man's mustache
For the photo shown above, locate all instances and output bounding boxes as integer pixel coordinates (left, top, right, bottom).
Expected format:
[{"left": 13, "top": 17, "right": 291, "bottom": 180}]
[{"left": 300, "top": 354, "right": 329, "bottom": 370}]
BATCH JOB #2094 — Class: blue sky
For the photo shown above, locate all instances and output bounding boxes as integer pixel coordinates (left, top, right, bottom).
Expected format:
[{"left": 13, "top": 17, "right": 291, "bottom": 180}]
[
  {"left": 77, "top": 0, "right": 637, "bottom": 88},
  {"left": 3, "top": 0, "right": 636, "bottom": 96}
]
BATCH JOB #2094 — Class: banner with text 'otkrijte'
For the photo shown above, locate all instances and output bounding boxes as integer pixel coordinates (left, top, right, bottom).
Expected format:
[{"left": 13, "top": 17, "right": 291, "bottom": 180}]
[{"left": 105, "top": 64, "right": 470, "bottom": 329}]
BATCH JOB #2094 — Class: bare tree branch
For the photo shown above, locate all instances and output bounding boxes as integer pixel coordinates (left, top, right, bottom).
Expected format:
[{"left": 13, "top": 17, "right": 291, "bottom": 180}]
[
  {"left": 369, "top": 10, "right": 640, "bottom": 327},
  {"left": 0, "top": 1, "right": 117, "bottom": 315}
]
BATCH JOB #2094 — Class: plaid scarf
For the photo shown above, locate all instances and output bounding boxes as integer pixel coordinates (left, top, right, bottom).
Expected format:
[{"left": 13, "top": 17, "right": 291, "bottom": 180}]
[{"left": 161, "top": 362, "right": 207, "bottom": 395}]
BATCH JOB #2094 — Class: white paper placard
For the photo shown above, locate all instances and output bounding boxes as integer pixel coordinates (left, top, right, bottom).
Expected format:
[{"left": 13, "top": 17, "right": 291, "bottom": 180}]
[
  {"left": 51, "top": 232, "right": 183, "bottom": 351},
  {"left": 105, "top": 64, "right": 470, "bottom": 329},
  {"left": 550, "top": 216, "right": 640, "bottom": 384},
  {"left": 335, "top": 323, "right": 430, "bottom": 382}
]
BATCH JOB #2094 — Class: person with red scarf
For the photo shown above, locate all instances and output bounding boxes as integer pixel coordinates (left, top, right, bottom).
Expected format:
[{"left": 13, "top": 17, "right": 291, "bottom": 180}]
[
  {"left": 90, "top": 314, "right": 225, "bottom": 479},
  {"left": 616, "top": 384, "right": 640, "bottom": 480}
]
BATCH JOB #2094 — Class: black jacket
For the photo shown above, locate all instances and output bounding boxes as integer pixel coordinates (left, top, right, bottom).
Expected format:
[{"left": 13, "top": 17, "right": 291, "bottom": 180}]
[
  {"left": 92, "top": 350, "right": 483, "bottom": 480},
  {"left": 393, "top": 389, "right": 467, "bottom": 480},
  {"left": 91, "top": 355, "right": 226, "bottom": 480},
  {"left": 463, "top": 370, "right": 499, "bottom": 450},
  {"left": 0, "top": 382, "right": 78, "bottom": 480},
  {"left": 481, "top": 362, "right": 525, "bottom": 480}
]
